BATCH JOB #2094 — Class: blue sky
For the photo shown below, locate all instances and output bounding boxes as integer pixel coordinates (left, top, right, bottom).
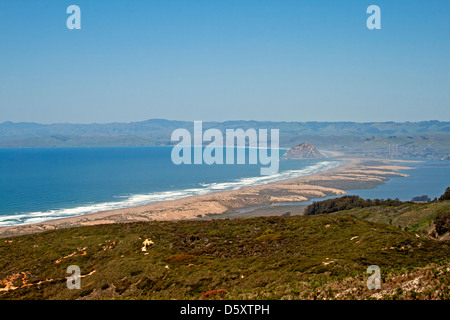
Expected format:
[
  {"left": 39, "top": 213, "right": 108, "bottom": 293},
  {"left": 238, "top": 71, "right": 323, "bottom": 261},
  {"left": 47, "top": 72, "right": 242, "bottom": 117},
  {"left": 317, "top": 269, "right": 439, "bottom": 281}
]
[{"left": 0, "top": 0, "right": 449, "bottom": 123}]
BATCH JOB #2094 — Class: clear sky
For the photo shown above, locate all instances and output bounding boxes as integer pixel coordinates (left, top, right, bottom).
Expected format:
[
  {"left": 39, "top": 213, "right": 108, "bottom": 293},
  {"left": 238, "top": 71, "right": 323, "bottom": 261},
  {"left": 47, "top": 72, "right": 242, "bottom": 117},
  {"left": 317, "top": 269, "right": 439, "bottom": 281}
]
[{"left": 0, "top": 0, "right": 449, "bottom": 124}]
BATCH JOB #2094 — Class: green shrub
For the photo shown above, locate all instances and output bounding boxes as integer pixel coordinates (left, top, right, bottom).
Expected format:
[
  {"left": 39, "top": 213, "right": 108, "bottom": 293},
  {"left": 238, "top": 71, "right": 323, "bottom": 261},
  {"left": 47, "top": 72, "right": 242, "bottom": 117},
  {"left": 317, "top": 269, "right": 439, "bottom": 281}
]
[
  {"left": 255, "top": 234, "right": 284, "bottom": 242},
  {"left": 438, "top": 187, "right": 450, "bottom": 201},
  {"left": 305, "top": 196, "right": 406, "bottom": 215},
  {"left": 164, "top": 254, "right": 198, "bottom": 263},
  {"left": 435, "top": 211, "right": 450, "bottom": 236}
]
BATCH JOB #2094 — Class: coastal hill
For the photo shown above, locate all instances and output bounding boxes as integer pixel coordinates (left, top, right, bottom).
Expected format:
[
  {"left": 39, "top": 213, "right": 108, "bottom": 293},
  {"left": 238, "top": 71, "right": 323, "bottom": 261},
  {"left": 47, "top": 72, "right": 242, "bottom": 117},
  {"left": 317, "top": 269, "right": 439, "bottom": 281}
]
[
  {"left": 282, "top": 142, "right": 325, "bottom": 159},
  {"left": 0, "top": 199, "right": 449, "bottom": 300},
  {"left": 305, "top": 195, "right": 450, "bottom": 241}
]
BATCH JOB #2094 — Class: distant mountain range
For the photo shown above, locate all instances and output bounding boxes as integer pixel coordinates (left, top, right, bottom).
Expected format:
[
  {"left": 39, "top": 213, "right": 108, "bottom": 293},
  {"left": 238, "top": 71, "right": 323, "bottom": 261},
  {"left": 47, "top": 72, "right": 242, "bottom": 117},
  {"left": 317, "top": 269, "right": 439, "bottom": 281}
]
[{"left": 1, "top": 120, "right": 450, "bottom": 158}]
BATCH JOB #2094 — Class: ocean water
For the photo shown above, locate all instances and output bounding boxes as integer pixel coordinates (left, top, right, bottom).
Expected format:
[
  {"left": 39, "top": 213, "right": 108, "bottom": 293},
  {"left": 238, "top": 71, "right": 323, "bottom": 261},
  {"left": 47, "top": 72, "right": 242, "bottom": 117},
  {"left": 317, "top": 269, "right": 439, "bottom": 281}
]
[{"left": 0, "top": 147, "right": 342, "bottom": 226}]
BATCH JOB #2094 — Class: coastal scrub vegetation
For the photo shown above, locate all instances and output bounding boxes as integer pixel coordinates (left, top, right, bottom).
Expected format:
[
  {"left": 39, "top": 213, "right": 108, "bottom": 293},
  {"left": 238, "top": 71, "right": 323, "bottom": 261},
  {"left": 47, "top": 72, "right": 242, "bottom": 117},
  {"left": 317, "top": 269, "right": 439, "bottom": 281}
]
[
  {"left": 306, "top": 187, "right": 450, "bottom": 217},
  {"left": 435, "top": 211, "right": 450, "bottom": 236},
  {"left": 305, "top": 188, "right": 450, "bottom": 241},
  {"left": 304, "top": 195, "right": 406, "bottom": 216},
  {"left": 1, "top": 201, "right": 449, "bottom": 300},
  {"left": 438, "top": 187, "right": 450, "bottom": 201}
]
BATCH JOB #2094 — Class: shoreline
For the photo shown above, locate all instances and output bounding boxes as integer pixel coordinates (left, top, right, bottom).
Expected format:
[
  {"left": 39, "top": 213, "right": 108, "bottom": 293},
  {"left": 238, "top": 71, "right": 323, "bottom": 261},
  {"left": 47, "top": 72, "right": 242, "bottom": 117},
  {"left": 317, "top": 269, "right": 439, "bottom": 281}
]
[{"left": 0, "top": 157, "right": 416, "bottom": 238}]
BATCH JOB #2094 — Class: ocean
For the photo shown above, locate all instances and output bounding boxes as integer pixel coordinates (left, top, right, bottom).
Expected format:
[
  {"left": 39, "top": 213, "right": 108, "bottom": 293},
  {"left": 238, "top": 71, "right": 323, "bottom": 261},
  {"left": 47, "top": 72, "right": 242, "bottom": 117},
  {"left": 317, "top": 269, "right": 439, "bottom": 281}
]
[{"left": 0, "top": 146, "right": 342, "bottom": 226}]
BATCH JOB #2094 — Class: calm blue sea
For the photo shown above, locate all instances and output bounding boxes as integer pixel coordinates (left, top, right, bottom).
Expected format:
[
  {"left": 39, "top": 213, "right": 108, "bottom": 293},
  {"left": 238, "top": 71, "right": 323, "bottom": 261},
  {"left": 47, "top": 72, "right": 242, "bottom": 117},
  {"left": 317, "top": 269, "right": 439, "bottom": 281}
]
[{"left": 0, "top": 147, "right": 342, "bottom": 226}]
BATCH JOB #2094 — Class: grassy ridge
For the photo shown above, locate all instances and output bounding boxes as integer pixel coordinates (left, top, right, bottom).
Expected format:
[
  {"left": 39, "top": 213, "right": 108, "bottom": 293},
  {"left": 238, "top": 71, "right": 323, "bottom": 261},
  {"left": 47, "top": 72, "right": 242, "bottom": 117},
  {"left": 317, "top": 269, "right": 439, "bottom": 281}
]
[
  {"left": 306, "top": 196, "right": 450, "bottom": 240},
  {"left": 335, "top": 200, "right": 450, "bottom": 238},
  {"left": 1, "top": 211, "right": 449, "bottom": 300}
]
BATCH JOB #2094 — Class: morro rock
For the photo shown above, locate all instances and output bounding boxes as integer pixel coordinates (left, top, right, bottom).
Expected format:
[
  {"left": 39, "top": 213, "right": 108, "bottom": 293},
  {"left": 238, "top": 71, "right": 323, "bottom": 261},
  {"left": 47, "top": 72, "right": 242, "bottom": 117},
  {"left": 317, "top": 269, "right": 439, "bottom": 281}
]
[{"left": 282, "top": 142, "right": 325, "bottom": 159}]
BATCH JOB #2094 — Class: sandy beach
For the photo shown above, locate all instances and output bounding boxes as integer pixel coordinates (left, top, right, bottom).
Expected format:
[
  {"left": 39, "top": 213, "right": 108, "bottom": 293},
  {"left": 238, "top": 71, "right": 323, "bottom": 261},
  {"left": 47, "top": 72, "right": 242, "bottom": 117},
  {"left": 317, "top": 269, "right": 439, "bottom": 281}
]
[{"left": 0, "top": 157, "right": 415, "bottom": 238}]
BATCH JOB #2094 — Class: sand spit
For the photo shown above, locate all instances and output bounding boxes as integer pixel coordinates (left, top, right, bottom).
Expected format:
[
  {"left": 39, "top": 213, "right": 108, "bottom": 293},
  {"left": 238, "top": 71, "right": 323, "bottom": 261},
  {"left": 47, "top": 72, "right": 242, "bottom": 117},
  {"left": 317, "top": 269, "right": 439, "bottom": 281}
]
[{"left": 0, "top": 158, "right": 415, "bottom": 238}]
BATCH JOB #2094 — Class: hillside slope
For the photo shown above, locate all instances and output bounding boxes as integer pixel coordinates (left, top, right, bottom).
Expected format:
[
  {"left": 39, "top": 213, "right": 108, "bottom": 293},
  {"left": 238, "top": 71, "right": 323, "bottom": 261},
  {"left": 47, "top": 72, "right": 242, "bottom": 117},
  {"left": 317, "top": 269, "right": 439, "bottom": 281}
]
[
  {"left": 1, "top": 213, "right": 449, "bottom": 300},
  {"left": 308, "top": 198, "right": 450, "bottom": 241}
]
